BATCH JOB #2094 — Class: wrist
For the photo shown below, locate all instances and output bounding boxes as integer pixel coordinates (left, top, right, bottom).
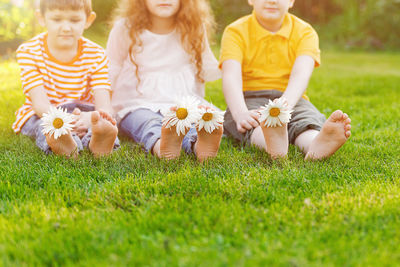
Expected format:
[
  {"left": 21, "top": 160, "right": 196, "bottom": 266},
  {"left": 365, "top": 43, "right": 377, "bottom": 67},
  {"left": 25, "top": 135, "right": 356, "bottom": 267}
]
[
  {"left": 280, "top": 95, "right": 294, "bottom": 110},
  {"left": 231, "top": 109, "right": 248, "bottom": 121}
]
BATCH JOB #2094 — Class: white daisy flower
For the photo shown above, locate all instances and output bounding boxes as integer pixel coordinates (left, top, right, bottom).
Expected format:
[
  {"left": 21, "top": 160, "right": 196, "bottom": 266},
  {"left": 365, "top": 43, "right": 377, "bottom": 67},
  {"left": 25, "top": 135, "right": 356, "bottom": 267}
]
[
  {"left": 41, "top": 106, "right": 75, "bottom": 139},
  {"left": 259, "top": 98, "right": 293, "bottom": 127},
  {"left": 197, "top": 107, "right": 225, "bottom": 133},
  {"left": 161, "top": 96, "right": 201, "bottom": 136}
]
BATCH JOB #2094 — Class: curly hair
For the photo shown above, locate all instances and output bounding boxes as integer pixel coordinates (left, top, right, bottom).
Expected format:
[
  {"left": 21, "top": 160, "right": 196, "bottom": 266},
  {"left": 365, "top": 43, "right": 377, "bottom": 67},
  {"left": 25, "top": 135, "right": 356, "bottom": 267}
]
[{"left": 113, "top": 0, "right": 215, "bottom": 83}]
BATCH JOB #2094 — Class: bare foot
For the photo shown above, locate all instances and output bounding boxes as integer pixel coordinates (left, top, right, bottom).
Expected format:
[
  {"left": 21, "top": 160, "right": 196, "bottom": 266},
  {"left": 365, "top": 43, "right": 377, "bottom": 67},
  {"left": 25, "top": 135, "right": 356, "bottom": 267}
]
[
  {"left": 159, "top": 125, "right": 186, "bottom": 159},
  {"left": 195, "top": 126, "right": 223, "bottom": 162},
  {"left": 260, "top": 123, "right": 289, "bottom": 159},
  {"left": 72, "top": 108, "right": 89, "bottom": 138},
  {"left": 89, "top": 111, "right": 118, "bottom": 157},
  {"left": 72, "top": 108, "right": 81, "bottom": 116},
  {"left": 46, "top": 131, "right": 78, "bottom": 158},
  {"left": 305, "top": 110, "right": 351, "bottom": 160}
]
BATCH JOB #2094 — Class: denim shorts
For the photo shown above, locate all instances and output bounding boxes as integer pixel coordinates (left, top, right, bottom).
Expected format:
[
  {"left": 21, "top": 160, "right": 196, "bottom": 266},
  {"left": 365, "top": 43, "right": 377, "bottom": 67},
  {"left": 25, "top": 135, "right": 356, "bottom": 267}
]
[
  {"left": 223, "top": 90, "right": 326, "bottom": 145},
  {"left": 20, "top": 103, "right": 120, "bottom": 154},
  {"left": 119, "top": 108, "right": 197, "bottom": 154}
]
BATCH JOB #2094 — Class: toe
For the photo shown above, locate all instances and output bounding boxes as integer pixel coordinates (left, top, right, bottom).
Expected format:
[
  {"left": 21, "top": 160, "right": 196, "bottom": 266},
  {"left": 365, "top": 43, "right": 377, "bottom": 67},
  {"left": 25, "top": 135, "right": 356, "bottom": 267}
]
[
  {"left": 98, "top": 110, "right": 107, "bottom": 118},
  {"left": 101, "top": 111, "right": 117, "bottom": 125},
  {"left": 345, "top": 118, "right": 351, "bottom": 124},
  {"left": 345, "top": 130, "right": 351, "bottom": 138},
  {"left": 345, "top": 124, "right": 351, "bottom": 131},
  {"left": 330, "top": 110, "right": 344, "bottom": 121},
  {"left": 91, "top": 111, "right": 100, "bottom": 124},
  {"left": 72, "top": 108, "right": 81, "bottom": 115},
  {"left": 100, "top": 110, "right": 110, "bottom": 120}
]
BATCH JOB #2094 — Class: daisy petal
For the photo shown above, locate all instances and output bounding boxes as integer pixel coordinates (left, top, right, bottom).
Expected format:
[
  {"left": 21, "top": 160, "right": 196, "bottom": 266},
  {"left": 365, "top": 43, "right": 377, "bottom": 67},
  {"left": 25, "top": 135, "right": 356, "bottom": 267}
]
[
  {"left": 41, "top": 107, "right": 74, "bottom": 139},
  {"left": 197, "top": 107, "right": 225, "bottom": 134},
  {"left": 259, "top": 99, "right": 293, "bottom": 128},
  {"left": 162, "top": 96, "right": 202, "bottom": 136}
]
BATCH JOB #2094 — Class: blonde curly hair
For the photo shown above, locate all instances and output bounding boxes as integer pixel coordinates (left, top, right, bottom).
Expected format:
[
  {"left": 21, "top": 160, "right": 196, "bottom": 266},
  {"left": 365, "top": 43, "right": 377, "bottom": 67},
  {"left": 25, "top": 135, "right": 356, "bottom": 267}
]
[{"left": 113, "top": 0, "right": 215, "bottom": 83}]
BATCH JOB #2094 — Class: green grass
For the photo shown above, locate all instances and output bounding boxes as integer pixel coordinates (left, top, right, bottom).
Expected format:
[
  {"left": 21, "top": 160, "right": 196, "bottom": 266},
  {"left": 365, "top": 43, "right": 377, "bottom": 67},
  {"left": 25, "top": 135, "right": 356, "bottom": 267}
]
[{"left": 1, "top": 51, "right": 400, "bottom": 266}]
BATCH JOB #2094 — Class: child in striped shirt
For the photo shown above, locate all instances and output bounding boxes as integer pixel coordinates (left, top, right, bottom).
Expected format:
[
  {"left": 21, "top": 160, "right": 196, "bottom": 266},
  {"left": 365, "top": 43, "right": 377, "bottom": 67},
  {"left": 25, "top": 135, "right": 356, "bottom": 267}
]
[{"left": 13, "top": 0, "right": 119, "bottom": 157}]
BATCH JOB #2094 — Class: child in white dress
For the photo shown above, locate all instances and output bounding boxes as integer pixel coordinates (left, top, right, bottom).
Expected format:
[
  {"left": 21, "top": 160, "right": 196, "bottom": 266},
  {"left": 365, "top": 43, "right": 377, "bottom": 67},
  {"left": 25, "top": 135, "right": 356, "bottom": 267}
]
[{"left": 107, "top": 0, "right": 223, "bottom": 161}]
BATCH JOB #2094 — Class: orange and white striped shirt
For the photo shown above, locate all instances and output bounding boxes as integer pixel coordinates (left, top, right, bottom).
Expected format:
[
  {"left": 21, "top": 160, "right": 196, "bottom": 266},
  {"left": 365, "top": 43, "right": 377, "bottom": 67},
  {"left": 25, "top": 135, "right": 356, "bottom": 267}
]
[{"left": 13, "top": 33, "right": 111, "bottom": 133}]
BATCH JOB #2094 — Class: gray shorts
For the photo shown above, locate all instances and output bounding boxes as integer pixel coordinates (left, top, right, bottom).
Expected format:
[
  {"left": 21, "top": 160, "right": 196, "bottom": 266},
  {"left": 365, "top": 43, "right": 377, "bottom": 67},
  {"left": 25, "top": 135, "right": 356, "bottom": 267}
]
[
  {"left": 20, "top": 103, "right": 120, "bottom": 155},
  {"left": 119, "top": 108, "right": 197, "bottom": 154},
  {"left": 223, "top": 90, "right": 326, "bottom": 145}
]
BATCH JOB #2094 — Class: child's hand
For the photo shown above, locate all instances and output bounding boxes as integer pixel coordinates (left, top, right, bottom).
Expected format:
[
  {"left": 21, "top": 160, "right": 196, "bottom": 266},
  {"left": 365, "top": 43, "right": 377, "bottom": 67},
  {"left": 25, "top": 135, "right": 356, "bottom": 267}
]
[
  {"left": 97, "top": 109, "right": 117, "bottom": 125},
  {"left": 72, "top": 108, "right": 92, "bottom": 138},
  {"left": 235, "top": 110, "right": 260, "bottom": 133},
  {"left": 274, "top": 97, "right": 289, "bottom": 107}
]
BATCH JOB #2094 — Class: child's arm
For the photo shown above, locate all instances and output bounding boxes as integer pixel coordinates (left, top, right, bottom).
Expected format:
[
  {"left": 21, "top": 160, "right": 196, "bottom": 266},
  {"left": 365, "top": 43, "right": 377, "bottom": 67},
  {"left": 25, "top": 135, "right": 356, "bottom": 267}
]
[
  {"left": 28, "top": 86, "right": 53, "bottom": 117},
  {"left": 106, "top": 19, "right": 131, "bottom": 89},
  {"left": 73, "top": 89, "right": 114, "bottom": 137},
  {"left": 222, "top": 59, "right": 259, "bottom": 133},
  {"left": 16, "top": 45, "right": 53, "bottom": 117},
  {"left": 281, "top": 55, "right": 315, "bottom": 109},
  {"left": 74, "top": 53, "right": 115, "bottom": 134},
  {"left": 201, "top": 35, "right": 221, "bottom": 83},
  {"left": 93, "top": 89, "right": 113, "bottom": 115}
]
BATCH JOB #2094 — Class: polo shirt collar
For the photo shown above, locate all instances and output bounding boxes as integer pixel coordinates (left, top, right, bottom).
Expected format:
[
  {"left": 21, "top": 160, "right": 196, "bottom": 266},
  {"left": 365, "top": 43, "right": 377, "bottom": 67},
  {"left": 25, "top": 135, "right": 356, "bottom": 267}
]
[{"left": 251, "top": 11, "right": 292, "bottom": 40}]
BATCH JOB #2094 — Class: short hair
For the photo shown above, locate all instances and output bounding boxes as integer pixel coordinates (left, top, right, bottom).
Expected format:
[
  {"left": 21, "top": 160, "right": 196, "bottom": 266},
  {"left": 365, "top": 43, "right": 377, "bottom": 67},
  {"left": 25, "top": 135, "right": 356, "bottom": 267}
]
[{"left": 40, "top": 0, "right": 92, "bottom": 17}]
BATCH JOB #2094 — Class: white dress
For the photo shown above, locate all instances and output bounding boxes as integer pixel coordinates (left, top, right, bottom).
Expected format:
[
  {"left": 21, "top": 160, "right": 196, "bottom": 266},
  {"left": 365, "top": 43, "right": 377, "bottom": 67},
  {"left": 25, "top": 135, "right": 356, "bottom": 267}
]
[{"left": 107, "top": 19, "right": 221, "bottom": 122}]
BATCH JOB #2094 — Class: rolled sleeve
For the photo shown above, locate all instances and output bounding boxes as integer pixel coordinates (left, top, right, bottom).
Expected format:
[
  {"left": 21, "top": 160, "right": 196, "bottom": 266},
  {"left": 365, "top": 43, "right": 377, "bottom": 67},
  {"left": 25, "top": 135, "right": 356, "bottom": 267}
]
[
  {"left": 90, "top": 54, "right": 112, "bottom": 93},
  {"left": 295, "top": 27, "right": 321, "bottom": 67},
  {"left": 16, "top": 46, "right": 44, "bottom": 94},
  {"left": 219, "top": 26, "right": 245, "bottom": 68}
]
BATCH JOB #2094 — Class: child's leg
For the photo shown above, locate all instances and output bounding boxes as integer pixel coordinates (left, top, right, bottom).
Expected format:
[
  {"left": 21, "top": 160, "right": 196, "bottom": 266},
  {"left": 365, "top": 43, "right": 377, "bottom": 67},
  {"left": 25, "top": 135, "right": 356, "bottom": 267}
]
[
  {"left": 249, "top": 125, "right": 289, "bottom": 159},
  {"left": 88, "top": 111, "right": 118, "bottom": 157},
  {"left": 249, "top": 91, "right": 289, "bottom": 158},
  {"left": 158, "top": 125, "right": 186, "bottom": 159},
  {"left": 288, "top": 97, "right": 351, "bottom": 160},
  {"left": 293, "top": 129, "right": 319, "bottom": 153},
  {"left": 20, "top": 115, "right": 82, "bottom": 157},
  {"left": 118, "top": 109, "right": 183, "bottom": 159},
  {"left": 249, "top": 127, "right": 265, "bottom": 149},
  {"left": 194, "top": 126, "right": 223, "bottom": 162},
  {"left": 45, "top": 132, "right": 79, "bottom": 157},
  {"left": 259, "top": 123, "right": 289, "bottom": 159},
  {"left": 119, "top": 109, "right": 162, "bottom": 154},
  {"left": 297, "top": 110, "right": 351, "bottom": 160}
]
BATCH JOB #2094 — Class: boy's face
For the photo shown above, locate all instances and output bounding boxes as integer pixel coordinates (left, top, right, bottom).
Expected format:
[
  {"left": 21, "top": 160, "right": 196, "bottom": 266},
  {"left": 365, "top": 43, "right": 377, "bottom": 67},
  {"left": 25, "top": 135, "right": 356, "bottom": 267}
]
[
  {"left": 38, "top": 9, "right": 96, "bottom": 50},
  {"left": 248, "top": 0, "right": 295, "bottom": 23}
]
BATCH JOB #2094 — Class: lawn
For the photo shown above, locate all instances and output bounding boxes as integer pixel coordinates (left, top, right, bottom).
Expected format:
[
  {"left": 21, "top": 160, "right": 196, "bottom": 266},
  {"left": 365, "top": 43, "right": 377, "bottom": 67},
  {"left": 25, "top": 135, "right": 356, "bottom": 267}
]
[{"left": 0, "top": 51, "right": 399, "bottom": 266}]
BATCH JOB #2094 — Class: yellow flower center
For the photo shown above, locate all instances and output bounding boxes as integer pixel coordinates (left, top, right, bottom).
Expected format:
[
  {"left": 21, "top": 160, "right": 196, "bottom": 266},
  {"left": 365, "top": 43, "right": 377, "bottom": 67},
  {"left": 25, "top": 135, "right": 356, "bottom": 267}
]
[
  {"left": 202, "top": 112, "right": 213, "bottom": 122},
  {"left": 269, "top": 108, "right": 280, "bottom": 117},
  {"left": 53, "top": 118, "right": 64, "bottom": 129},
  {"left": 176, "top": 108, "right": 188, "bottom": 120}
]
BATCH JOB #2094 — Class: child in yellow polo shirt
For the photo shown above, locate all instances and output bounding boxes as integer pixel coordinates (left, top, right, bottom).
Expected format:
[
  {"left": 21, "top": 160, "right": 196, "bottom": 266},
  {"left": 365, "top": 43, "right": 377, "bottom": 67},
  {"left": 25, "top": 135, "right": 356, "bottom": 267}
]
[{"left": 220, "top": 0, "right": 352, "bottom": 160}]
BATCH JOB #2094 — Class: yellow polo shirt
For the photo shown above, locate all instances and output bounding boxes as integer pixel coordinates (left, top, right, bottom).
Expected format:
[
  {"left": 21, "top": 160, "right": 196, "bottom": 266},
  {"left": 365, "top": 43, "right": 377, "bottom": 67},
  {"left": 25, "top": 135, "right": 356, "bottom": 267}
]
[{"left": 220, "top": 12, "right": 320, "bottom": 99}]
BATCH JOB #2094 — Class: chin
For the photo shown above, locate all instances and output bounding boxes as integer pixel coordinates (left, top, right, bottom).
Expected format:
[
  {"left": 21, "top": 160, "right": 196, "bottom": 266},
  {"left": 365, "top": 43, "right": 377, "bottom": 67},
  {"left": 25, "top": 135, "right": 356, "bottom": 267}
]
[
  {"left": 57, "top": 43, "right": 76, "bottom": 50},
  {"left": 156, "top": 11, "right": 176, "bottom": 17},
  {"left": 261, "top": 14, "right": 281, "bottom": 21}
]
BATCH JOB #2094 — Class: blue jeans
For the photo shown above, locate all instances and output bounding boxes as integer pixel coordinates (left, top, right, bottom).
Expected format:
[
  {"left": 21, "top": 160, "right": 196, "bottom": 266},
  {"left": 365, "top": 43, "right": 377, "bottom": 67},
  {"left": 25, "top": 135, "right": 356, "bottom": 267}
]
[
  {"left": 20, "top": 103, "right": 120, "bottom": 155},
  {"left": 119, "top": 108, "right": 197, "bottom": 154}
]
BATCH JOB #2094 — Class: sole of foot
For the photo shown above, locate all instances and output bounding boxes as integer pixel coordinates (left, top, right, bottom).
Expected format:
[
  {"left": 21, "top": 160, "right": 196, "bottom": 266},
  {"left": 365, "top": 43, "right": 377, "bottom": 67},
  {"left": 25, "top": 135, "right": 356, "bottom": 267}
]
[
  {"left": 89, "top": 111, "right": 118, "bottom": 157},
  {"left": 159, "top": 125, "right": 186, "bottom": 160},
  {"left": 260, "top": 123, "right": 289, "bottom": 159},
  {"left": 305, "top": 110, "right": 351, "bottom": 160},
  {"left": 195, "top": 126, "right": 223, "bottom": 163},
  {"left": 46, "top": 131, "right": 78, "bottom": 158}
]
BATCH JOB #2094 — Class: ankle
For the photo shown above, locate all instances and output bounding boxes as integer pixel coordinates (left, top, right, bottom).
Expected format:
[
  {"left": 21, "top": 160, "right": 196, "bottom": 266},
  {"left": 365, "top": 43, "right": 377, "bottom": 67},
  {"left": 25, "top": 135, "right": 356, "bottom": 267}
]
[{"left": 152, "top": 140, "right": 161, "bottom": 157}]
